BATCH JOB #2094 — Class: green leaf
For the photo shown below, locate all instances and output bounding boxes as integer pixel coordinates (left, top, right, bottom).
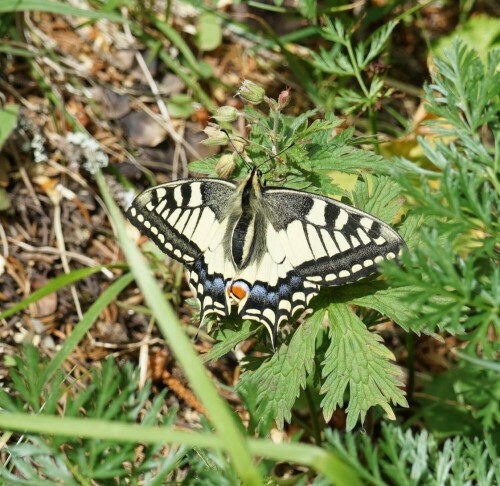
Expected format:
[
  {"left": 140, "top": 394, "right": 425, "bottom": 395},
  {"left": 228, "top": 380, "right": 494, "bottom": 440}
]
[
  {"left": 432, "top": 14, "right": 500, "bottom": 60},
  {"left": 201, "top": 320, "right": 259, "bottom": 363},
  {"left": 425, "top": 40, "right": 500, "bottom": 134},
  {"left": 321, "top": 304, "right": 407, "bottom": 430},
  {"left": 166, "top": 94, "right": 194, "bottom": 119},
  {"left": 0, "top": 103, "right": 19, "bottom": 149},
  {"left": 43, "top": 273, "right": 135, "bottom": 383},
  {"left": 334, "top": 282, "right": 418, "bottom": 332},
  {"left": 0, "top": 0, "right": 124, "bottom": 21},
  {"left": 311, "top": 144, "right": 387, "bottom": 174},
  {"left": 397, "top": 213, "right": 428, "bottom": 251},
  {"left": 351, "top": 175, "right": 403, "bottom": 223},
  {"left": 310, "top": 48, "right": 354, "bottom": 76},
  {"left": 361, "top": 21, "right": 397, "bottom": 67},
  {"left": 418, "top": 361, "right": 500, "bottom": 435},
  {"left": 150, "top": 15, "right": 213, "bottom": 80},
  {"left": 320, "top": 17, "right": 347, "bottom": 45},
  {"left": 238, "top": 309, "right": 325, "bottom": 429},
  {"left": 290, "top": 118, "right": 341, "bottom": 144},
  {"left": 328, "top": 424, "right": 499, "bottom": 485},
  {"left": 0, "top": 188, "right": 10, "bottom": 211},
  {"left": 195, "top": 13, "right": 222, "bottom": 52}
]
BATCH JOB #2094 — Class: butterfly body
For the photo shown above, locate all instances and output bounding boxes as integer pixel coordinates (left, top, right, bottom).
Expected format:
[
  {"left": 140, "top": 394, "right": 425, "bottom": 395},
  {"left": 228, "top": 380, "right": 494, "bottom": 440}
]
[{"left": 127, "top": 168, "right": 405, "bottom": 347}]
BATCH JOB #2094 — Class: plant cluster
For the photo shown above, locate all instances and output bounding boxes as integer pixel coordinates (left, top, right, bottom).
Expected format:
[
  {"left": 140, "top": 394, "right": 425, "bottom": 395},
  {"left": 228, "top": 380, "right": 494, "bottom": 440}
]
[{"left": 0, "top": 0, "right": 498, "bottom": 483}]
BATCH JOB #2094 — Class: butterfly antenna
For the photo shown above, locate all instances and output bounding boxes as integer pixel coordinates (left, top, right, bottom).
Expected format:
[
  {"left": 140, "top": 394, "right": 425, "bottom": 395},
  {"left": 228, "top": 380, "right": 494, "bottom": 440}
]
[
  {"left": 258, "top": 142, "right": 295, "bottom": 174},
  {"left": 221, "top": 129, "right": 252, "bottom": 170}
]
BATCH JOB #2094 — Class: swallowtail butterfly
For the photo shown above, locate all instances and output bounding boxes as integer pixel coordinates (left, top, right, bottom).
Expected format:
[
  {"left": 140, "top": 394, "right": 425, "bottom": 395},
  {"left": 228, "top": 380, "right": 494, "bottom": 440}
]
[{"left": 127, "top": 168, "right": 405, "bottom": 348}]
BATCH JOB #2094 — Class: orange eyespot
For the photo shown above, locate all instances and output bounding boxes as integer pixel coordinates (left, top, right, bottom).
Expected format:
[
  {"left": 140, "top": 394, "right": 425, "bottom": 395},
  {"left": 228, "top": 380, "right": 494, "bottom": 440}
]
[{"left": 230, "top": 282, "right": 248, "bottom": 301}]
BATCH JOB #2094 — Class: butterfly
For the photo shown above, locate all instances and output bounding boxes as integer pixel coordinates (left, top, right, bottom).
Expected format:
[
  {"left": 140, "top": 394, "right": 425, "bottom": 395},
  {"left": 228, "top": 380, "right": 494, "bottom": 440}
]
[{"left": 127, "top": 167, "right": 406, "bottom": 348}]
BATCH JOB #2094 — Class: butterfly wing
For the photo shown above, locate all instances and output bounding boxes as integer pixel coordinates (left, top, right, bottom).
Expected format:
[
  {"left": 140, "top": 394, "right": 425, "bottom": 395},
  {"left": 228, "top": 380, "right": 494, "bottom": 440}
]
[
  {"left": 127, "top": 179, "right": 239, "bottom": 319},
  {"left": 229, "top": 186, "right": 405, "bottom": 345},
  {"left": 262, "top": 187, "right": 405, "bottom": 284}
]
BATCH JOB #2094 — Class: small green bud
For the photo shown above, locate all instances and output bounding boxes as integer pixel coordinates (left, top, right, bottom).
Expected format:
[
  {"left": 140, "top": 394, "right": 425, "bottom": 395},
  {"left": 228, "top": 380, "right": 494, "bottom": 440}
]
[
  {"left": 212, "top": 106, "right": 239, "bottom": 123},
  {"left": 201, "top": 124, "right": 229, "bottom": 146},
  {"left": 237, "top": 80, "right": 266, "bottom": 104}
]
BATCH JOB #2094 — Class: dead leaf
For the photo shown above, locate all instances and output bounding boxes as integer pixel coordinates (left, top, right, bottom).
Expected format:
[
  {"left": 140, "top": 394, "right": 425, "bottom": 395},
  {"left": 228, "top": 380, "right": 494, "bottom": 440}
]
[{"left": 118, "top": 111, "right": 168, "bottom": 147}]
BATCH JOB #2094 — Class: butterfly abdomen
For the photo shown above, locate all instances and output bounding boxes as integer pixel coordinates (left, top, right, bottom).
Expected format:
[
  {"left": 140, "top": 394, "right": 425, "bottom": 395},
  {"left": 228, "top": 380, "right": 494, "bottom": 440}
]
[{"left": 231, "top": 211, "right": 255, "bottom": 268}]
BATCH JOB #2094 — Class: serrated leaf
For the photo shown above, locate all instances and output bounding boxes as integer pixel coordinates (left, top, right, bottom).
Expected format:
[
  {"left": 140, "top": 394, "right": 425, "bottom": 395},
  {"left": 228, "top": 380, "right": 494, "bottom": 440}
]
[
  {"left": 290, "top": 118, "right": 341, "bottom": 144},
  {"left": 310, "top": 144, "right": 388, "bottom": 174},
  {"left": 238, "top": 309, "right": 325, "bottom": 429},
  {"left": 188, "top": 157, "right": 219, "bottom": 176},
  {"left": 351, "top": 175, "right": 403, "bottom": 223},
  {"left": 289, "top": 109, "right": 319, "bottom": 131},
  {"left": 397, "top": 213, "right": 428, "bottom": 250},
  {"left": 334, "top": 282, "right": 419, "bottom": 332},
  {"left": 320, "top": 304, "right": 407, "bottom": 430},
  {"left": 201, "top": 320, "right": 258, "bottom": 363}
]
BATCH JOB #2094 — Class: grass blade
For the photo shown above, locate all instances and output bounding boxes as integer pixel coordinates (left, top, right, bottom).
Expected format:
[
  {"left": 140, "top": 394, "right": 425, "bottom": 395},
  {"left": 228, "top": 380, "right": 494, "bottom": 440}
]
[
  {"left": 0, "top": 266, "right": 108, "bottom": 319},
  {"left": 0, "top": 0, "right": 125, "bottom": 21},
  {"left": 0, "top": 413, "right": 361, "bottom": 486},
  {"left": 42, "top": 272, "right": 135, "bottom": 383},
  {"left": 94, "top": 169, "right": 263, "bottom": 485}
]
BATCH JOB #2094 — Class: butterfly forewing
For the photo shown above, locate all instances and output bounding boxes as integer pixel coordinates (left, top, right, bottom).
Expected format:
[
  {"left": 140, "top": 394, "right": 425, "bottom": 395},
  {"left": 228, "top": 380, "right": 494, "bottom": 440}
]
[
  {"left": 127, "top": 179, "right": 237, "bottom": 263},
  {"left": 262, "top": 187, "right": 405, "bottom": 286}
]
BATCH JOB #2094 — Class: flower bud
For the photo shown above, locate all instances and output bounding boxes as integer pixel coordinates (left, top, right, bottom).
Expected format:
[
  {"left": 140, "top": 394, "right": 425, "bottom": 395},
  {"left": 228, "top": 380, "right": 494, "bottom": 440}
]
[
  {"left": 278, "top": 88, "right": 291, "bottom": 109},
  {"left": 201, "top": 124, "right": 229, "bottom": 146},
  {"left": 212, "top": 106, "right": 239, "bottom": 123},
  {"left": 237, "top": 80, "right": 266, "bottom": 104},
  {"left": 215, "top": 153, "right": 237, "bottom": 178}
]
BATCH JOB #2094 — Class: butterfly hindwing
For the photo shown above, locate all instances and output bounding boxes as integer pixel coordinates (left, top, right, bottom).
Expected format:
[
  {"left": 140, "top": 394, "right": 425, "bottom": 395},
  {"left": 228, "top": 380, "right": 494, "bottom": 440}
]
[{"left": 228, "top": 251, "right": 320, "bottom": 345}]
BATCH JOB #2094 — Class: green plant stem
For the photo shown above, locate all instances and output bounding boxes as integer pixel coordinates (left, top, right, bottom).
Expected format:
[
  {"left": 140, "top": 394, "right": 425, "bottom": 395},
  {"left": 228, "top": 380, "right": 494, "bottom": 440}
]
[
  {"left": 148, "top": 15, "right": 207, "bottom": 80},
  {"left": 345, "top": 41, "right": 369, "bottom": 100},
  {"left": 157, "top": 49, "right": 217, "bottom": 112},
  {"left": 130, "top": 24, "right": 216, "bottom": 112},
  {"left": 367, "top": 109, "right": 379, "bottom": 153},
  {"left": 271, "top": 107, "right": 280, "bottom": 155},
  {"left": 405, "top": 333, "right": 415, "bottom": 405},
  {"left": 42, "top": 273, "right": 135, "bottom": 384},
  {"left": 0, "top": 412, "right": 361, "bottom": 486},
  {"left": 344, "top": 40, "right": 379, "bottom": 150},
  {"left": 94, "top": 169, "right": 262, "bottom": 485},
  {"left": 304, "top": 384, "right": 322, "bottom": 445},
  {"left": 0, "top": 266, "right": 108, "bottom": 319}
]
